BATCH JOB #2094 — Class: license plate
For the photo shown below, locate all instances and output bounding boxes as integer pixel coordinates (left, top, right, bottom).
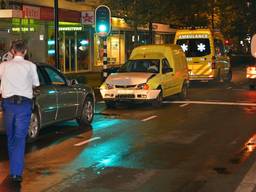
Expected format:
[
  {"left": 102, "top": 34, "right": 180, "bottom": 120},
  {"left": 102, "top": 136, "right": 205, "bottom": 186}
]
[{"left": 117, "top": 90, "right": 134, "bottom": 94}]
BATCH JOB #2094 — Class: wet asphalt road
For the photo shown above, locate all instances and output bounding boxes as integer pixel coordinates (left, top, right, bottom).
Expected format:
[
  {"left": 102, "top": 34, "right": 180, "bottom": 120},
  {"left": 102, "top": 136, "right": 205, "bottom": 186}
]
[{"left": 1, "top": 66, "right": 256, "bottom": 192}]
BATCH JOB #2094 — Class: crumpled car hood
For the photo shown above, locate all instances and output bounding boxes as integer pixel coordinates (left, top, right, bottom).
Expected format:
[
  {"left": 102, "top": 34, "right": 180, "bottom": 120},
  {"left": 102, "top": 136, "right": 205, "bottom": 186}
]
[{"left": 105, "top": 72, "right": 154, "bottom": 85}]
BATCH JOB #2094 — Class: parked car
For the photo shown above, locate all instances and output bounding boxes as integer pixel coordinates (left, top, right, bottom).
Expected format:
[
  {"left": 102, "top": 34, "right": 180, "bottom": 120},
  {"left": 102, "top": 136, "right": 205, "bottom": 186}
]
[
  {"left": 100, "top": 44, "right": 189, "bottom": 108},
  {"left": 0, "top": 63, "right": 95, "bottom": 142}
]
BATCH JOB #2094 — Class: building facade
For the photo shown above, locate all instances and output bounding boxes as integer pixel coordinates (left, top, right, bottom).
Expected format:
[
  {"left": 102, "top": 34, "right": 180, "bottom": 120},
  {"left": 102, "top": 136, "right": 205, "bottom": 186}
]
[{"left": 0, "top": 0, "right": 176, "bottom": 73}]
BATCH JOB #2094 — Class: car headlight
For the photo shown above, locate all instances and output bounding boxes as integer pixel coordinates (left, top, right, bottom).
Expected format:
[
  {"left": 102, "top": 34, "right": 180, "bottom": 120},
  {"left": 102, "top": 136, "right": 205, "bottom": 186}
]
[{"left": 137, "top": 83, "right": 149, "bottom": 90}]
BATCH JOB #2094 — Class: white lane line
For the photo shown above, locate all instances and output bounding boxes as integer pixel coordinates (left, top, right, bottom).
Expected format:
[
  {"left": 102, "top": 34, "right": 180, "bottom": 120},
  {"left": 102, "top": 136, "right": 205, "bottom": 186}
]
[
  {"left": 74, "top": 137, "right": 101, "bottom": 147},
  {"left": 97, "top": 101, "right": 105, "bottom": 104},
  {"left": 235, "top": 160, "right": 256, "bottom": 192},
  {"left": 141, "top": 115, "right": 158, "bottom": 122},
  {"left": 163, "top": 100, "right": 256, "bottom": 107},
  {"left": 180, "top": 103, "right": 190, "bottom": 107}
]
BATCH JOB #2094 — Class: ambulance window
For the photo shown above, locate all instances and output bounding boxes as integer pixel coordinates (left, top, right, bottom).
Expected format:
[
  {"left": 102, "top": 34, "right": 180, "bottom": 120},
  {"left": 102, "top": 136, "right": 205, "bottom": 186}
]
[{"left": 176, "top": 38, "right": 210, "bottom": 57}]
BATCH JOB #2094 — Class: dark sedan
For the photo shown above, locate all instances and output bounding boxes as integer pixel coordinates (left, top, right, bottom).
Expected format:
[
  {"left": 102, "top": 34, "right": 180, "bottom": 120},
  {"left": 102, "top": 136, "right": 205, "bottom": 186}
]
[{"left": 0, "top": 63, "right": 95, "bottom": 141}]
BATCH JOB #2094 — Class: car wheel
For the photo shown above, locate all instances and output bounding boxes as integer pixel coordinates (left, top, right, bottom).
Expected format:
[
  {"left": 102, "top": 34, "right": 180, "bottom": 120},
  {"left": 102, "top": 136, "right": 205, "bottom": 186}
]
[
  {"left": 27, "top": 111, "right": 40, "bottom": 143},
  {"left": 77, "top": 96, "right": 94, "bottom": 127},
  {"left": 105, "top": 101, "right": 116, "bottom": 108},
  {"left": 152, "top": 89, "right": 163, "bottom": 107},
  {"left": 178, "top": 82, "right": 188, "bottom": 100}
]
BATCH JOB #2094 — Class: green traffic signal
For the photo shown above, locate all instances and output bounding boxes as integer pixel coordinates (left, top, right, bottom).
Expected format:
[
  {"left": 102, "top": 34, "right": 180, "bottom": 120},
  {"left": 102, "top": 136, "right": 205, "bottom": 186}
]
[{"left": 95, "top": 5, "right": 111, "bottom": 36}]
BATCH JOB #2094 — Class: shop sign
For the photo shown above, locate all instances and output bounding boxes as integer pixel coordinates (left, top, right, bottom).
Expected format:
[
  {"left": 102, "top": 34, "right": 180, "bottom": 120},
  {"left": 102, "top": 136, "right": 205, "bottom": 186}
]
[
  {"left": 12, "top": 27, "right": 35, "bottom": 32},
  {"left": 23, "top": 5, "right": 40, "bottom": 19},
  {"left": 81, "top": 11, "right": 94, "bottom": 25},
  {"left": 59, "top": 26, "right": 83, "bottom": 31}
]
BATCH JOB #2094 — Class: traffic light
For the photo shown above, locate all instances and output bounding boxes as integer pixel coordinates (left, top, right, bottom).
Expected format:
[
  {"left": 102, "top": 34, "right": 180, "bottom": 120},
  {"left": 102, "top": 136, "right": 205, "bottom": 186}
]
[{"left": 95, "top": 5, "right": 111, "bottom": 37}]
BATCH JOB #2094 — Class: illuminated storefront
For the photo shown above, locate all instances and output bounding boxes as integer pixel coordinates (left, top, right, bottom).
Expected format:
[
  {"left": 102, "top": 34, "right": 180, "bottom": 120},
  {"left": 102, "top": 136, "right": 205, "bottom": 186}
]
[
  {"left": 94, "top": 31, "right": 125, "bottom": 66},
  {"left": 48, "top": 22, "right": 92, "bottom": 73}
]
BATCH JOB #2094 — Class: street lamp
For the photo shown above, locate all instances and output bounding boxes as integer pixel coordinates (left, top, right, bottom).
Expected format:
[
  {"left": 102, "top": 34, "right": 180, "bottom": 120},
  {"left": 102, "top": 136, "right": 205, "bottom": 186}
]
[{"left": 54, "top": 0, "right": 60, "bottom": 70}]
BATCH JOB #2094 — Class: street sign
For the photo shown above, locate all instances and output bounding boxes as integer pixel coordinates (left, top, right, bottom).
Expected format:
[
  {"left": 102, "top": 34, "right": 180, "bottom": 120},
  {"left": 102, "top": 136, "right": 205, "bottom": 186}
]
[
  {"left": 81, "top": 10, "right": 94, "bottom": 25},
  {"left": 95, "top": 5, "right": 111, "bottom": 37}
]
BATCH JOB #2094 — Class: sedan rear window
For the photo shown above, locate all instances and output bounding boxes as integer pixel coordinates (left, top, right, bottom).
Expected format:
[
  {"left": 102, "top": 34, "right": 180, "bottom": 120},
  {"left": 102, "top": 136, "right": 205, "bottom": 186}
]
[
  {"left": 176, "top": 38, "right": 211, "bottom": 57},
  {"left": 118, "top": 59, "right": 160, "bottom": 73}
]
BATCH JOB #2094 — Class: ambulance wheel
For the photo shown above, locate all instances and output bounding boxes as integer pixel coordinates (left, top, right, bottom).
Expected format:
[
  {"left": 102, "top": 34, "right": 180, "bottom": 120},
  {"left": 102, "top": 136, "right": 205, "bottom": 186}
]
[
  {"left": 27, "top": 111, "right": 40, "bottom": 143},
  {"left": 178, "top": 83, "right": 188, "bottom": 100},
  {"left": 105, "top": 101, "right": 116, "bottom": 108},
  {"left": 152, "top": 89, "right": 163, "bottom": 107}
]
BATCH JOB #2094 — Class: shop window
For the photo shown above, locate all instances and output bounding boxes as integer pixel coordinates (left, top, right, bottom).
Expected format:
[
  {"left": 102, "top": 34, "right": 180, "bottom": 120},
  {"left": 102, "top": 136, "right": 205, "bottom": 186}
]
[{"left": 95, "top": 33, "right": 125, "bottom": 66}]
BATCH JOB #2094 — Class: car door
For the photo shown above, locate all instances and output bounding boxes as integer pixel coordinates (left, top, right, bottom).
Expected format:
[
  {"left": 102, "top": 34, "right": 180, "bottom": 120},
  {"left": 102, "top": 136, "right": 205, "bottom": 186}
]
[
  {"left": 43, "top": 66, "right": 78, "bottom": 121},
  {"left": 161, "top": 58, "right": 175, "bottom": 97},
  {"left": 36, "top": 66, "right": 58, "bottom": 126}
]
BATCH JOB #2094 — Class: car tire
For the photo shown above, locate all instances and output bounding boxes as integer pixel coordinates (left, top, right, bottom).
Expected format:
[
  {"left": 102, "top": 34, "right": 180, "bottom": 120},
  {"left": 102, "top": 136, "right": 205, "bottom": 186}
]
[
  {"left": 178, "top": 82, "right": 188, "bottom": 100},
  {"left": 27, "top": 111, "right": 40, "bottom": 143},
  {"left": 152, "top": 89, "right": 163, "bottom": 107},
  {"left": 77, "top": 96, "right": 94, "bottom": 127},
  {"left": 105, "top": 101, "right": 116, "bottom": 109}
]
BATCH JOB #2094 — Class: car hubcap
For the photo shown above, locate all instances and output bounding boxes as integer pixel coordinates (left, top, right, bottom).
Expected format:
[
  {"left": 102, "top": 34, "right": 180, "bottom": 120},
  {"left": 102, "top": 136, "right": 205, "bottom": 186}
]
[
  {"left": 28, "top": 113, "right": 38, "bottom": 138},
  {"left": 85, "top": 100, "right": 93, "bottom": 121}
]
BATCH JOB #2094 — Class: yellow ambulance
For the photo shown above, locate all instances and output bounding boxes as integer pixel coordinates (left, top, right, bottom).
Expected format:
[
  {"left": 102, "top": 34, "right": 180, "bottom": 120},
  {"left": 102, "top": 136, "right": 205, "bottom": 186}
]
[{"left": 174, "top": 28, "right": 232, "bottom": 82}]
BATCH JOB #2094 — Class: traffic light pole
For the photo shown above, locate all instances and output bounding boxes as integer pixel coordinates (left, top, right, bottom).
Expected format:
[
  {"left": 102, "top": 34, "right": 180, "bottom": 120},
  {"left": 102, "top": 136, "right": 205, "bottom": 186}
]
[{"left": 102, "top": 36, "right": 108, "bottom": 80}]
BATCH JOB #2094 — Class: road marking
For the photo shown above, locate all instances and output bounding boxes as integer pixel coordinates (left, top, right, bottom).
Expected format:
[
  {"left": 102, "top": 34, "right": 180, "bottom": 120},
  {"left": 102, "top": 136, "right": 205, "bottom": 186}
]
[
  {"left": 180, "top": 103, "right": 190, "bottom": 107},
  {"left": 74, "top": 137, "right": 101, "bottom": 147},
  {"left": 235, "top": 160, "right": 256, "bottom": 192},
  {"left": 98, "top": 101, "right": 105, "bottom": 104},
  {"left": 163, "top": 100, "right": 256, "bottom": 107},
  {"left": 141, "top": 115, "right": 158, "bottom": 122}
]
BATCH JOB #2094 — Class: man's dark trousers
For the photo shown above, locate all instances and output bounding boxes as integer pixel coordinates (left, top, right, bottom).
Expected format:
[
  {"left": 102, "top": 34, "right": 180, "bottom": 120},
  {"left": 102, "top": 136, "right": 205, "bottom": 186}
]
[{"left": 2, "top": 97, "right": 32, "bottom": 176}]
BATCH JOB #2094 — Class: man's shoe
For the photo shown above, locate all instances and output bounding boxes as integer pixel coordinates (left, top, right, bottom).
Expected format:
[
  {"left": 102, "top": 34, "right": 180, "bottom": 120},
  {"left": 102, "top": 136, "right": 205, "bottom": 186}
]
[{"left": 9, "top": 175, "right": 23, "bottom": 182}]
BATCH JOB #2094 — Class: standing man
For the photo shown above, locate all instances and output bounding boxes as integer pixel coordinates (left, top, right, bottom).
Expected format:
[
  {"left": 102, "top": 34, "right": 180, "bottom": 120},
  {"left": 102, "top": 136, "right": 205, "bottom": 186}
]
[{"left": 0, "top": 40, "right": 40, "bottom": 182}]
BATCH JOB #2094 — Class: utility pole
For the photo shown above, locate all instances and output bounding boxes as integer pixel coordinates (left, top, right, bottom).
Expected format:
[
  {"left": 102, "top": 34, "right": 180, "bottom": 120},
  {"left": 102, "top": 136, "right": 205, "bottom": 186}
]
[{"left": 54, "top": 0, "right": 60, "bottom": 69}]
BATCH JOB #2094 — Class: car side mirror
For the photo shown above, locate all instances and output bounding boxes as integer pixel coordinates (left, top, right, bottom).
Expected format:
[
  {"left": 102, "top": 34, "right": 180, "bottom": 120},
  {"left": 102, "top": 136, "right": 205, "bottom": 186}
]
[
  {"left": 251, "top": 34, "right": 256, "bottom": 58},
  {"left": 162, "top": 67, "right": 173, "bottom": 74}
]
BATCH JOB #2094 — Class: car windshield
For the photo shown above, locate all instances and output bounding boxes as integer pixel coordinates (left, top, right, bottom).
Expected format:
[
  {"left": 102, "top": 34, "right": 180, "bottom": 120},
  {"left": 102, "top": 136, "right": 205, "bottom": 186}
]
[
  {"left": 176, "top": 38, "right": 211, "bottom": 57},
  {"left": 118, "top": 59, "right": 160, "bottom": 73}
]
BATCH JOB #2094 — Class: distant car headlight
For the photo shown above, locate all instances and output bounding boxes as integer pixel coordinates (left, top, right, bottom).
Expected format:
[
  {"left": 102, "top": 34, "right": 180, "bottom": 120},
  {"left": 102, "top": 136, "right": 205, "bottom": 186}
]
[{"left": 136, "top": 83, "right": 149, "bottom": 90}]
